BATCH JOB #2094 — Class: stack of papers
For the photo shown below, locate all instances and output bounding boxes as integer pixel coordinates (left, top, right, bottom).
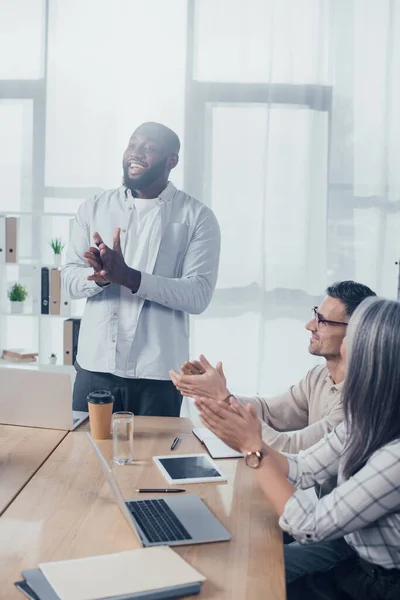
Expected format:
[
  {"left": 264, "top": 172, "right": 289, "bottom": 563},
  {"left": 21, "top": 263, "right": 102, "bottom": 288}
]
[
  {"left": 15, "top": 547, "right": 205, "bottom": 600},
  {"left": 2, "top": 348, "right": 38, "bottom": 363},
  {"left": 193, "top": 428, "right": 243, "bottom": 459}
]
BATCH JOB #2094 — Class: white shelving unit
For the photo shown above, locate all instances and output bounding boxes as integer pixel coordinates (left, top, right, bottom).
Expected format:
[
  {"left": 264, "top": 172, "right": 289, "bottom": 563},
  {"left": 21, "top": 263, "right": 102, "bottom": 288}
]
[
  {"left": 0, "top": 358, "right": 75, "bottom": 374},
  {"left": 0, "top": 210, "right": 85, "bottom": 369},
  {"left": 0, "top": 25, "right": 92, "bottom": 374}
]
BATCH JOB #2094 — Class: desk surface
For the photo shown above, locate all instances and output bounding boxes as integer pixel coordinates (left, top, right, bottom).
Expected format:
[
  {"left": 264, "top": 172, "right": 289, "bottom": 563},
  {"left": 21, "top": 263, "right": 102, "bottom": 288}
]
[
  {"left": 0, "top": 417, "right": 285, "bottom": 600},
  {"left": 0, "top": 424, "right": 66, "bottom": 516}
]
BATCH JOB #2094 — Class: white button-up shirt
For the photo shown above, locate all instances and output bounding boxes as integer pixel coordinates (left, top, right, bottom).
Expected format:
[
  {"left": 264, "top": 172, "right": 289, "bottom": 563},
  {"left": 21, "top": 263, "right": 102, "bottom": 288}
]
[{"left": 62, "top": 182, "right": 221, "bottom": 379}]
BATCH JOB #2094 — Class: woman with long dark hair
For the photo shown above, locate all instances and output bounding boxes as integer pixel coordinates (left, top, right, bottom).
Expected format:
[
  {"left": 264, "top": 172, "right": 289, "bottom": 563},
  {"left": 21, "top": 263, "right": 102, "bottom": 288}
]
[{"left": 187, "top": 298, "right": 400, "bottom": 599}]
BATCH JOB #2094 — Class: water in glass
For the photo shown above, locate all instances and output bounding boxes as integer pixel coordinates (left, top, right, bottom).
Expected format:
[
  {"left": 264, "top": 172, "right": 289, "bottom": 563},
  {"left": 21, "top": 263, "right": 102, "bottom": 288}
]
[{"left": 112, "top": 412, "right": 134, "bottom": 465}]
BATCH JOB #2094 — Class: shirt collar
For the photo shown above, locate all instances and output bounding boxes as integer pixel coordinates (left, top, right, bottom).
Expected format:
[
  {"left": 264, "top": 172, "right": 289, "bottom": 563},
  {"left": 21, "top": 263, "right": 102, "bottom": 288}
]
[
  {"left": 123, "top": 181, "right": 176, "bottom": 204},
  {"left": 325, "top": 371, "right": 345, "bottom": 392}
]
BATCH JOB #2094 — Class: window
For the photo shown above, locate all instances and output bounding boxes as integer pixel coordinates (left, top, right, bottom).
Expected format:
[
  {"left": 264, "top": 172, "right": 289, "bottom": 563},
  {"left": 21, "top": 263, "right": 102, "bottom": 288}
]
[
  {"left": 193, "top": 0, "right": 331, "bottom": 84},
  {"left": 0, "top": 99, "right": 33, "bottom": 212},
  {"left": 0, "top": 0, "right": 45, "bottom": 80},
  {"left": 45, "top": 0, "right": 187, "bottom": 190}
]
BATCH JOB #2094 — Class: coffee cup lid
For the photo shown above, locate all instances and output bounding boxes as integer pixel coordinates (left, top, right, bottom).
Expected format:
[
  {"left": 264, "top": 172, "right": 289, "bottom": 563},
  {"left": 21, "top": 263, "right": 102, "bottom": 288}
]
[{"left": 87, "top": 390, "right": 114, "bottom": 405}]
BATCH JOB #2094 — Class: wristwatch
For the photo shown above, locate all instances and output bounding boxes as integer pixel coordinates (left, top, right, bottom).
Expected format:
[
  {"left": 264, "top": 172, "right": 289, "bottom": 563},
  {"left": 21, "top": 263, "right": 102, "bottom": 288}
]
[{"left": 245, "top": 449, "right": 265, "bottom": 469}]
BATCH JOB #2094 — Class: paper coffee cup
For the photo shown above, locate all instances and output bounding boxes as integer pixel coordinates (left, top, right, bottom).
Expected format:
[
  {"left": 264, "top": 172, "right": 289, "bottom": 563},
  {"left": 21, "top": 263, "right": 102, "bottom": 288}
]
[{"left": 87, "top": 390, "right": 114, "bottom": 439}]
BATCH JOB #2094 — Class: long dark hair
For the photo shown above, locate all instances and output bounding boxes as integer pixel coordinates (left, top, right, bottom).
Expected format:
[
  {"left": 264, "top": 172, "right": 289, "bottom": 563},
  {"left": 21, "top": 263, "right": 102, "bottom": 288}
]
[{"left": 342, "top": 297, "right": 400, "bottom": 479}]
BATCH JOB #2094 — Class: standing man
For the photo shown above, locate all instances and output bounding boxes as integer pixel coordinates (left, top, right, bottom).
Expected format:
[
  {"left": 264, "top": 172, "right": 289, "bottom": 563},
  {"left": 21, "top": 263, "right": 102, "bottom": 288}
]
[{"left": 62, "top": 122, "right": 220, "bottom": 416}]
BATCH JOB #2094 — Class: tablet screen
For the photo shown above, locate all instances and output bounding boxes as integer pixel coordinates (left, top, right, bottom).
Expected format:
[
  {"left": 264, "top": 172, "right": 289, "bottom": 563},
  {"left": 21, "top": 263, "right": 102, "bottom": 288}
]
[{"left": 158, "top": 455, "right": 222, "bottom": 480}]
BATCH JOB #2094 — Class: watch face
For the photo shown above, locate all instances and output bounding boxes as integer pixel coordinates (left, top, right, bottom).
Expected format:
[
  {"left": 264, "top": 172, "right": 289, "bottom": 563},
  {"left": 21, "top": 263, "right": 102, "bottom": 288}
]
[{"left": 245, "top": 451, "right": 261, "bottom": 469}]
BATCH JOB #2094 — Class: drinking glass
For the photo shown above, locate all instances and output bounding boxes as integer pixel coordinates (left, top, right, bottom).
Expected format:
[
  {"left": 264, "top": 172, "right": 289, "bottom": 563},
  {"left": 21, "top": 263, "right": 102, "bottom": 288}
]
[{"left": 112, "top": 411, "right": 134, "bottom": 465}]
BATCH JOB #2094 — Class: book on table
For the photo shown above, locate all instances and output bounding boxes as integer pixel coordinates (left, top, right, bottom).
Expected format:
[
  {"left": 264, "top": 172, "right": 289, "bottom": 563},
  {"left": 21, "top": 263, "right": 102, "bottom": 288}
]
[{"left": 15, "top": 546, "right": 206, "bottom": 600}]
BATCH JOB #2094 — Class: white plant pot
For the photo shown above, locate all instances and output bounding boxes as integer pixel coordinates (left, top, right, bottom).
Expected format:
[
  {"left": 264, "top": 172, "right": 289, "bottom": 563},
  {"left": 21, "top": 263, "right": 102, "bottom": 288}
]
[
  {"left": 10, "top": 301, "right": 24, "bottom": 314},
  {"left": 53, "top": 254, "right": 62, "bottom": 267},
  {"left": 49, "top": 355, "right": 57, "bottom": 365}
]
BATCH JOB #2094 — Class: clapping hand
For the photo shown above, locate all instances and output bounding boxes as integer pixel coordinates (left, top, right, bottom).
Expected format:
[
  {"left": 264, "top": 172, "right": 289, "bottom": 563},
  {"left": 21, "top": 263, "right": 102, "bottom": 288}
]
[
  {"left": 83, "top": 242, "right": 108, "bottom": 285},
  {"left": 195, "top": 395, "right": 263, "bottom": 454},
  {"left": 86, "top": 228, "right": 129, "bottom": 286},
  {"left": 170, "top": 355, "right": 229, "bottom": 402},
  {"left": 180, "top": 359, "right": 227, "bottom": 389}
]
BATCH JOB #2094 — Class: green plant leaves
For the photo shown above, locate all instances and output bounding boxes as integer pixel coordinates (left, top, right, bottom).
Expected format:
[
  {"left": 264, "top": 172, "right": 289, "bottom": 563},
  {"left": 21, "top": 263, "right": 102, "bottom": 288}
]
[
  {"left": 8, "top": 283, "right": 28, "bottom": 302},
  {"left": 49, "top": 237, "right": 65, "bottom": 254}
]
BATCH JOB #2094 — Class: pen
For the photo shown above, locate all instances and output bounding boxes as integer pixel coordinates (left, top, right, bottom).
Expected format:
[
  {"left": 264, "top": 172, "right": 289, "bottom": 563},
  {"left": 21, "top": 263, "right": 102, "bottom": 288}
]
[
  {"left": 171, "top": 436, "right": 180, "bottom": 450},
  {"left": 136, "top": 489, "right": 186, "bottom": 493}
]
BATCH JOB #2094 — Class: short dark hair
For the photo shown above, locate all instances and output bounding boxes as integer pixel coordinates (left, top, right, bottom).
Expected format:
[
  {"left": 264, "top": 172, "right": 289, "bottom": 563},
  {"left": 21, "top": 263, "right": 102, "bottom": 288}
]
[
  {"left": 134, "top": 122, "right": 180, "bottom": 155},
  {"left": 326, "top": 281, "right": 377, "bottom": 317}
]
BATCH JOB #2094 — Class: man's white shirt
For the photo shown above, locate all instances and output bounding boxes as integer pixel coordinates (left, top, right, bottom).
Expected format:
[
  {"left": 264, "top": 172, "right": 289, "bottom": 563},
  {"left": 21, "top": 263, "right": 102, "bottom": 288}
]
[{"left": 62, "top": 182, "right": 221, "bottom": 379}]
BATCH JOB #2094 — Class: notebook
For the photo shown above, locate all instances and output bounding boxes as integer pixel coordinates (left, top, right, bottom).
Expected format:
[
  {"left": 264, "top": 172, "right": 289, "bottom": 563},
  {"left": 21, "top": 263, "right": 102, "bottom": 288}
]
[
  {"left": 16, "top": 547, "right": 205, "bottom": 600},
  {"left": 192, "top": 428, "right": 243, "bottom": 459},
  {"left": 2, "top": 348, "right": 38, "bottom": 359}
]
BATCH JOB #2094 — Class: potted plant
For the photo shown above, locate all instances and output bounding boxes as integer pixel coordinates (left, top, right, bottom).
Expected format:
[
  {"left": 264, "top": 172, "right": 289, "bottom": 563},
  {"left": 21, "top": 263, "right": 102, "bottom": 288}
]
[
  {"left": 49, "top": 352, "right": 57, "bottom": 365},
  {"left": 8, "top": 283, "right": 28, "bottom": 314},
  {"left": 49, "top": 238, "right": 65, "bottom": 267}
]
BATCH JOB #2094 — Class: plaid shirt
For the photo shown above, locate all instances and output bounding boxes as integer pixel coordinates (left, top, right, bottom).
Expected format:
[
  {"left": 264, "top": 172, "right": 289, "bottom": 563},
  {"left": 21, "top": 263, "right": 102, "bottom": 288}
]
[{"left": 280, "top": 423, "right": 400, "bottom": 569}]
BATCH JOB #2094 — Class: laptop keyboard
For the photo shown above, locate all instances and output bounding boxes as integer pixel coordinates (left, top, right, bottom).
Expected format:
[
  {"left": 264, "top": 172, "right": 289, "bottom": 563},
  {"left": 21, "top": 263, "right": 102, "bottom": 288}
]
[
  {"left": 126, "top": 498, "right": 192, "bottom": 543},
  {"left": 72, "top": 417, "right": 79, "bottom": 425}
]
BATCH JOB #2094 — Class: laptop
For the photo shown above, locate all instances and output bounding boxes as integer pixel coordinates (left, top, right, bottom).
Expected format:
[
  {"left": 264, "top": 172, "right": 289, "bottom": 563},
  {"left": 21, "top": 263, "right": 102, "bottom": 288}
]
[
  {"left": 88, "top": 434, "right": 232, "bottom": 547},
  {"left": 0, "top": 367, "right": 88, "bottom": 431}
]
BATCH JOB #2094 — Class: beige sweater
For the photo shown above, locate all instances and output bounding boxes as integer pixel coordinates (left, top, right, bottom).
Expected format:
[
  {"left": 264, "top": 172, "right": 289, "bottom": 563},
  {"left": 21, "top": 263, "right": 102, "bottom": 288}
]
[{"left": 236, "top": 365, "right": 344, "bottom": 453}]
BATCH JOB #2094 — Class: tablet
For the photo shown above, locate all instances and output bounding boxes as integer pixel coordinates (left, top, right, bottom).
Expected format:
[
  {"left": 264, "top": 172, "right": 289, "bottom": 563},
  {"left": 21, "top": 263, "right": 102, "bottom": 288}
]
[{"left": 153, "top": 453, "right": 227, "bottom": 484}]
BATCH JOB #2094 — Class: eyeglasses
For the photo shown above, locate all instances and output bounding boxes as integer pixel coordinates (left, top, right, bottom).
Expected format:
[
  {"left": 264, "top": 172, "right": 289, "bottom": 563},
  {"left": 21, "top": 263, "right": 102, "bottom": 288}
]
[{"left": 312, "top": 307, "right": 348, "bottom": 327}]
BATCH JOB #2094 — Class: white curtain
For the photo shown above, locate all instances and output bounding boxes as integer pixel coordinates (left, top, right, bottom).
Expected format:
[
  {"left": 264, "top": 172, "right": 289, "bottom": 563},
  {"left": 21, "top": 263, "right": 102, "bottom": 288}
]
[
  {"left": 188, "top": 0, "right": 400, "bottom": 411},
  {"left": 1, "top": 0, "right": 400, "bottom": 412}
]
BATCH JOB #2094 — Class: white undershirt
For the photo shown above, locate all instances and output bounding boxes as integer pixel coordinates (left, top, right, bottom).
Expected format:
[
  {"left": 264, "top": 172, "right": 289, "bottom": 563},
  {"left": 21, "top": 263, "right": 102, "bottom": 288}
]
[
  {"left": 115, "top": 195, "right": 158, "bottom": 377},
  {"left": 134, "top": 196, "right": 159, "bottom": 221}
]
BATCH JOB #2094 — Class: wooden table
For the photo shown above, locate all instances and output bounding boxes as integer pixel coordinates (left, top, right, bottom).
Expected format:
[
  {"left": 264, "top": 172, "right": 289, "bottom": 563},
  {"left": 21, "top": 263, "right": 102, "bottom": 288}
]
[
  {"left": 0, "top": 424, "right": 67, "bottom": 516},
  {"left": 0, "top": 417, "right": 285, "bottom": 599}
]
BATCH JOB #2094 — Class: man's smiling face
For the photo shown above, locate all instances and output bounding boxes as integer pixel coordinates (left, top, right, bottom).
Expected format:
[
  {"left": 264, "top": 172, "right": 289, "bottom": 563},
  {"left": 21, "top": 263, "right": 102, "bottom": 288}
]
[{"left": 122, "top": 132, "right": 169, "bottom": 191}]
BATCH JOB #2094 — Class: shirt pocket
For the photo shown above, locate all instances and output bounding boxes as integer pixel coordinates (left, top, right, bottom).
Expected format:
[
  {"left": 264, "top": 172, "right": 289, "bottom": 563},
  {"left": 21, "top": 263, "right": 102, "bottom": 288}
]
[{"left": 154, "top": 222, "right": 189, "bottom": 277}]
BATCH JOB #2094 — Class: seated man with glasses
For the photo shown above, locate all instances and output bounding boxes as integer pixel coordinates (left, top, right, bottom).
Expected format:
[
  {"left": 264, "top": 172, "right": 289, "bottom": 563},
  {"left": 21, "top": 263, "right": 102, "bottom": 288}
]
[
  {"left": 171, "top": 281, "right": 376, "bottom": 453},
  {"left": 171, "top": 280, "right": 377, "bottom": 574}
]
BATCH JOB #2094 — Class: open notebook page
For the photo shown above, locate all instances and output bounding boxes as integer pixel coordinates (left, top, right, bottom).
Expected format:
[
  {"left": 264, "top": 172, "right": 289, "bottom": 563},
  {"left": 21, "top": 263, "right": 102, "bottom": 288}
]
[{"left": 193, "top": 428, "right": 243, "bottom": 459}]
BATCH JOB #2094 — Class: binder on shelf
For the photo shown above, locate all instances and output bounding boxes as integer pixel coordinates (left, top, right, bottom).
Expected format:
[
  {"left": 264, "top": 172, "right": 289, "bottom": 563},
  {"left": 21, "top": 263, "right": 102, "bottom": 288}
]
[
  {"left": 63, "top": 318, "right": 81, "bottom": 365},
  {"left": 50, "top": 269, "right": 61, "bottom": 316},
  {"left": 59, "top": 279, "right": 70, "bottom": 318},
  {"left": 19, "top": 264, "right": 41, "bottom": 315},
  {"left": 31, "top": 265, "right": 41, "bottom": 315},
  {"left": 5, "top": 216, "right": 17, "bottom": 263},
  {"left": 41, "top": 267, "right": 50, "bottom": 314},
  {"left": 0, "top": 215, "right": 5, "bottom": 264}
]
